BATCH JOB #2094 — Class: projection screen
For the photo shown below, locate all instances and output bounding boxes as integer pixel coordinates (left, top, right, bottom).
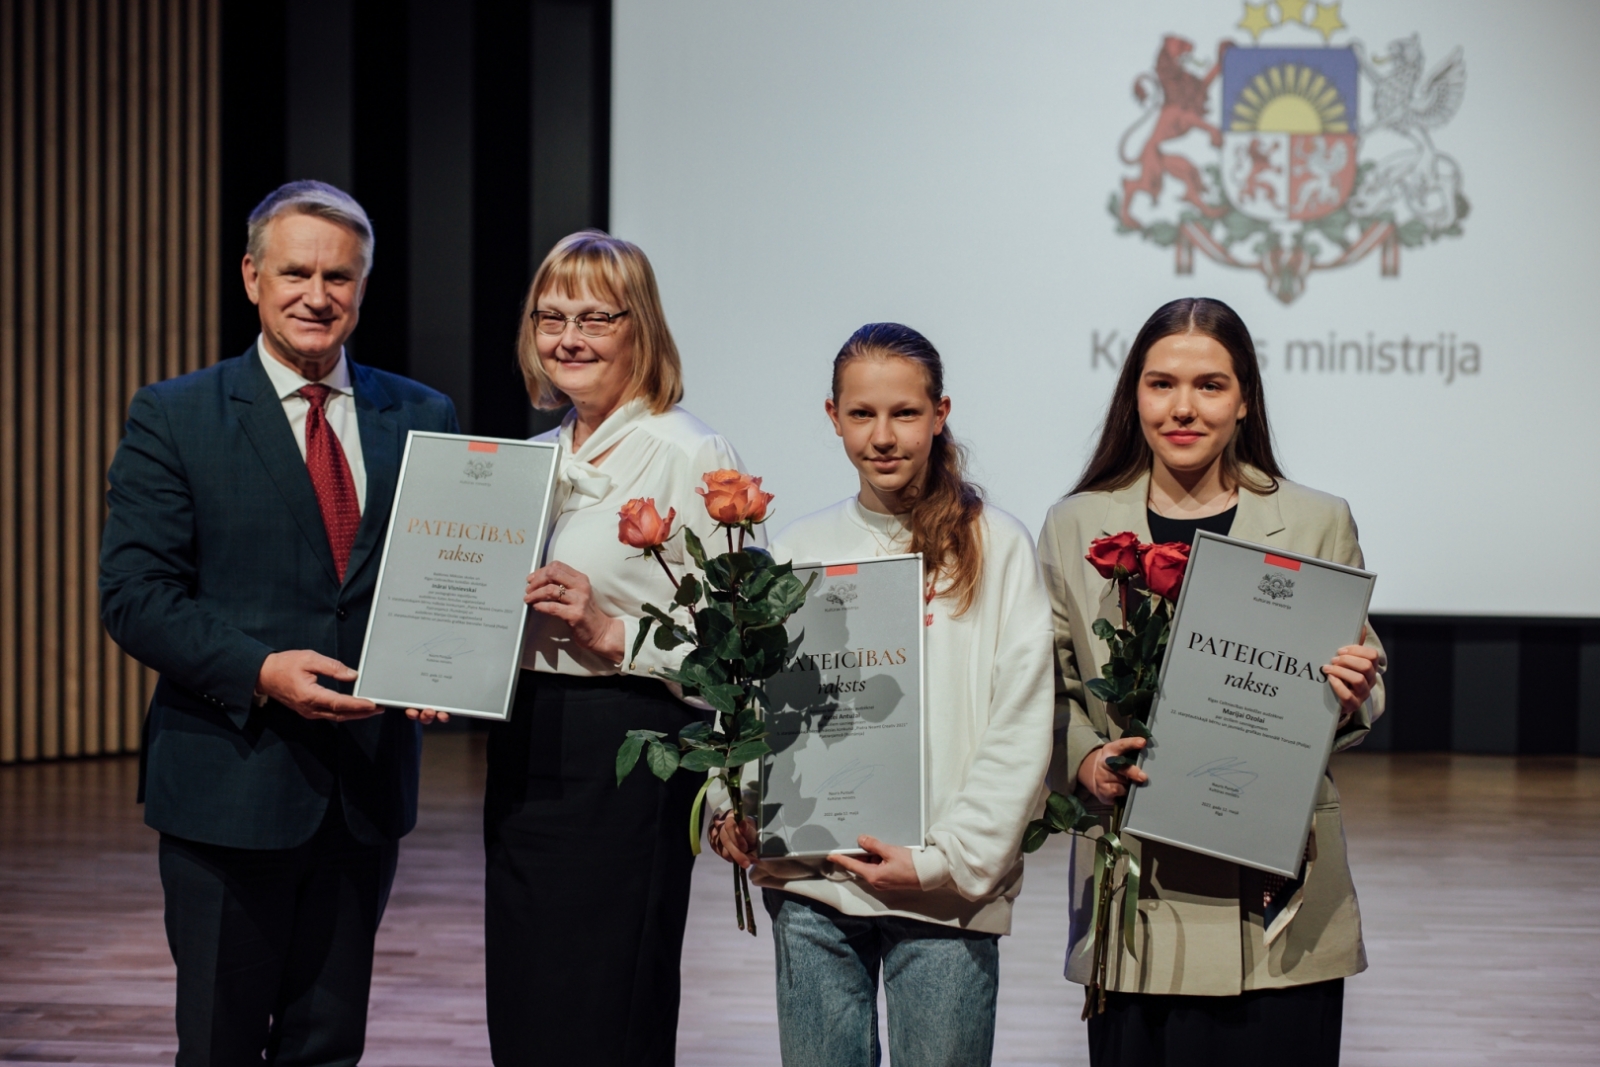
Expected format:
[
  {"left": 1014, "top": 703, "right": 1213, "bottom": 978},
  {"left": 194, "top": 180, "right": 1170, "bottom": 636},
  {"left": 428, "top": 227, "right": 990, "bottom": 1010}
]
[{"left": 611, "top": 0, "right": 1600, "bottom": 616}]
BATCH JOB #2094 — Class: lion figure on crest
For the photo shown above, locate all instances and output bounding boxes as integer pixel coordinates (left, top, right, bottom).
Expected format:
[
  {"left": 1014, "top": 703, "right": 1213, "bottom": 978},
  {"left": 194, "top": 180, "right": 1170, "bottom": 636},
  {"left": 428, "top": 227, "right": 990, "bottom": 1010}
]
[{"left": 1118, "top": 36, "right": 1233, "bottom": 229}]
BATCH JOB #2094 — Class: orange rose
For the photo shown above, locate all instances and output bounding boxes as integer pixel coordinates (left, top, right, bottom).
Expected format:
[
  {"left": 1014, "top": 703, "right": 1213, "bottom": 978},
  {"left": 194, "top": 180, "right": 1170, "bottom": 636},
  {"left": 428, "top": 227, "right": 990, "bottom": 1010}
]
[
  {"left": 696, "top": 469, "right": 774, "bottom": 526},
  {"left": 617, "top": 498, "right": 676, "bottom": 549}
]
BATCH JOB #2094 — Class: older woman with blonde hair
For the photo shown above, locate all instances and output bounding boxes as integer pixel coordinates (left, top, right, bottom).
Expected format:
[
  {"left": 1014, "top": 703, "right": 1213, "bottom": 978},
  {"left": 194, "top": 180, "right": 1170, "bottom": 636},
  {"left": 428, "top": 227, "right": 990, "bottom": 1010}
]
[{"left": 484, "top": 231, "right": 759, "bottom": 1066}]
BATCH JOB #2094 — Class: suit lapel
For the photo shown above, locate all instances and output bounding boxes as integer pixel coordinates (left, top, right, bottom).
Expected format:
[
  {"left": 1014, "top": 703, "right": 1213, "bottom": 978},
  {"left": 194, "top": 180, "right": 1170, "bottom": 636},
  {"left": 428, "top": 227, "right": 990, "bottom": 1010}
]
[
  {"left": 343, "top": 362, "right": 399, "bottom": 588},
  {"left": 228, "top": 350, "right": 340, "bottom": 585},
  {"left": 1228, "top": 471, "right": 1287, "bottom": 545},
  {"left": 1099, "top": 472, "right": 1154, "bottom": 541}
]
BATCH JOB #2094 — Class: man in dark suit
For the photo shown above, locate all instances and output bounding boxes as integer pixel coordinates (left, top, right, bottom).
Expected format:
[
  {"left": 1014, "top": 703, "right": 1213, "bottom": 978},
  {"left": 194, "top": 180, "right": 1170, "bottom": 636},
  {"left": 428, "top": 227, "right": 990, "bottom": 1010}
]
[{"left": 101, "top": 180, "right": 458, "bottom": 1066}]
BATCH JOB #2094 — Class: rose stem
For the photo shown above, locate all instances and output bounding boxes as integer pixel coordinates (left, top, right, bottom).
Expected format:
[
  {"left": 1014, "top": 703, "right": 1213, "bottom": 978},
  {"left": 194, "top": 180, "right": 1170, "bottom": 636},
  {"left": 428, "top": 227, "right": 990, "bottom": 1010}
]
[
  {"left": 726, "top": 526, "right": 735, "bottom": 556},
  {"left": 742, "top": 866, "right": 757, "bottom": 935},
  {"left": 733, "top": 861, "right": 746, "bottom": 931},
  {"left": 650, "top": 547, "right": 679, "bottom": 589},
  {"left": 738, "top": 526, "right": 746, "bottom": 552}
]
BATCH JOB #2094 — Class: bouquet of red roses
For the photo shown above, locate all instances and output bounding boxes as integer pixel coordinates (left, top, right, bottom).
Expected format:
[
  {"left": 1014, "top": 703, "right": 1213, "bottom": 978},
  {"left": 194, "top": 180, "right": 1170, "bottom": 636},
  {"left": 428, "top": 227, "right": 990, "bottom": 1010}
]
[
  {"left": 1023, "top": 531, "right": 1190, "bottom": 1016},
  {"left": 612, "top": 470, "right": 815, "bottom": 935}
]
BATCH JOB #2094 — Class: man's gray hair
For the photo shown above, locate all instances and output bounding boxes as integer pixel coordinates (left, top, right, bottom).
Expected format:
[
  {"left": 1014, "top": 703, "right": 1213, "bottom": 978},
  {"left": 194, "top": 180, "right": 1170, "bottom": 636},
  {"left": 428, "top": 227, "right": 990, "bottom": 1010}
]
[{"left": 246, "top": 180, "right": 375, "bottom": 276}]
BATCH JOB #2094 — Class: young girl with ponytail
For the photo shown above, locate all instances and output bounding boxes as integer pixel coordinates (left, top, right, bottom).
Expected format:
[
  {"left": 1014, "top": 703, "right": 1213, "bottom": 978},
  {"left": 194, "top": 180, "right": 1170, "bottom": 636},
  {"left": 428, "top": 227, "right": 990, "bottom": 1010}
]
[{"left": 711, "top": 322, "right": 1055, "bottom": 1067}]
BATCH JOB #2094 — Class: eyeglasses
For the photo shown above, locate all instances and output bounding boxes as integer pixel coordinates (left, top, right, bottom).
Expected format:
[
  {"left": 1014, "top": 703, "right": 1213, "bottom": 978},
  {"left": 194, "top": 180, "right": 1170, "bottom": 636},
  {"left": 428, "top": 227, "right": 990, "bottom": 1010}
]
[{"left": 530, "top": 309, "right": 631, "bottom": 337}]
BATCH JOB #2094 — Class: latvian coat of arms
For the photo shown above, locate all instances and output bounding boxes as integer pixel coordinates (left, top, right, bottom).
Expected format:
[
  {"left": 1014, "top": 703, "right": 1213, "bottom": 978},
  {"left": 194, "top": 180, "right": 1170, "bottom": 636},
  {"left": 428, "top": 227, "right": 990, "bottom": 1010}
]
[{"left": 1112, "top": 2, "right": 1467, "bottom": 303}]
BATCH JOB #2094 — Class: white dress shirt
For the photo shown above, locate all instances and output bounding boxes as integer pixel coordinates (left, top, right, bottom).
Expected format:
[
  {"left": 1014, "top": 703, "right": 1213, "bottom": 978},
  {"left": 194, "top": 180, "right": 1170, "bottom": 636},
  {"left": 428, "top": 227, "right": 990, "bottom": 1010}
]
[
  {"left": 257, "top": 339, "right": 368, "bottom": 512},
  {"left": 521, "top": 398, "right": 762, "bottom": 679}
]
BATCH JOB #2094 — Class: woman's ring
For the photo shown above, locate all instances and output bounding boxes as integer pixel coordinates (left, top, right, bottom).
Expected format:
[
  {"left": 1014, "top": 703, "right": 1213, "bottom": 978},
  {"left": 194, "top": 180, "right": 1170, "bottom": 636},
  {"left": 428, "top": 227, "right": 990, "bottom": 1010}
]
[{"left": 555, "top": 584, "right": 566, "bottom": 600}]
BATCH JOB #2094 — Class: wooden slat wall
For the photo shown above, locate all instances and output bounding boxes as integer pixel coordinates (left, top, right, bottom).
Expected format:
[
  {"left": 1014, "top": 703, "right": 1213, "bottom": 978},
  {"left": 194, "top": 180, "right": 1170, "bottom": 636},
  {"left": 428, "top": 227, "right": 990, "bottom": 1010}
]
[{"left": 0, "top": 0, "right": 219, "bottom": 764}]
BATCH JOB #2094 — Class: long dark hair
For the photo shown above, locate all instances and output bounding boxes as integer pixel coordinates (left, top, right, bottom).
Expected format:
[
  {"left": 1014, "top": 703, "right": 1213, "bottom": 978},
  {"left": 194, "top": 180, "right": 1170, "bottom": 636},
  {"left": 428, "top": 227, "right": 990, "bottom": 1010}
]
[
  {"left": 833, "top": 323, "right": 985, "bottom": 616},
  {"left": 1071, "top": 297, "right": 1284, "bottom": 496}
]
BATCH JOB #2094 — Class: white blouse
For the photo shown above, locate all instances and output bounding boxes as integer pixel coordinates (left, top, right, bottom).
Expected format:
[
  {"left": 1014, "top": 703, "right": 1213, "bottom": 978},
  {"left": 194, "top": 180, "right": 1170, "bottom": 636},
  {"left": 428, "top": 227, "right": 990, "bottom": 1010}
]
[{"left": 520, "top": 398, "right": 763, "bottom": 680}]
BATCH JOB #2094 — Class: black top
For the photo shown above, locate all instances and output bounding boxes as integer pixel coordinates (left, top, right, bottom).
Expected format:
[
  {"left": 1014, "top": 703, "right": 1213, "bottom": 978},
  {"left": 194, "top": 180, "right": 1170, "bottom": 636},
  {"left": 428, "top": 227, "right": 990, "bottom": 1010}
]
[{"left": 1146, "top": 505, "right": 1236, "bottom": 547}]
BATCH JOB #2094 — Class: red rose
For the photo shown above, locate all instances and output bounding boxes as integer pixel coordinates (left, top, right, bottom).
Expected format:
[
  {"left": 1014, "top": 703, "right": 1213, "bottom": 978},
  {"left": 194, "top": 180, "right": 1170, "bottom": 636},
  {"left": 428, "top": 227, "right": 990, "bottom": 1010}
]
[
  {"left": 1086, "top": 532, "right": 1144, "bottom": 580},
  {"left": 696, "top": 469, "right": 774, "bottom": 526},
  {"left": 617, "top": 497, "right": 676, "bottom": 549},
  {"left": 1141, "top": 542, "right": 1190, "bottom": 602}
]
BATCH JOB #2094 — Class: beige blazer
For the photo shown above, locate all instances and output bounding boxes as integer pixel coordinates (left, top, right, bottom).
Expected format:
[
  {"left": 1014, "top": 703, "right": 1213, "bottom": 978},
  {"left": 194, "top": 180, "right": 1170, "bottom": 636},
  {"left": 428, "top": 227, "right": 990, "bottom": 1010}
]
[{"left": 1037, "top": 470, "right": 1386, "bottom": 996}]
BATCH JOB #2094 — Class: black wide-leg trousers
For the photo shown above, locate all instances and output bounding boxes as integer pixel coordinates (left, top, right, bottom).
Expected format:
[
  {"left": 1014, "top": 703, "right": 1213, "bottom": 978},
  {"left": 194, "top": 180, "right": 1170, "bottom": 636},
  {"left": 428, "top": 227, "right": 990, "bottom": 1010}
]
[
  {"left": 157, "top": 800, "right": 398, "bottom": 1067},
  {"left": 484, "top": 671, "right": 702, "bottom": 1067},
  {"left": 1087, "top": 978, "right": 1344, "bottom": 1067}
]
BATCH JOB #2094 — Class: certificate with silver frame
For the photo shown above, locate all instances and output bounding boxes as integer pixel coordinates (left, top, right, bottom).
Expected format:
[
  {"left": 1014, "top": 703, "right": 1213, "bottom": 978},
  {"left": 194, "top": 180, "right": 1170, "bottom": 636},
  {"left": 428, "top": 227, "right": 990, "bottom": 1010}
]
[
  {"left": 757, "top": 554, "right": 927, "bottom": 859},
  {"left": 1120, "top": 531, "right": 1376, "bottom": 878},
  {"left": 352, "top": 432, "right": 560, "bottom": 720}
]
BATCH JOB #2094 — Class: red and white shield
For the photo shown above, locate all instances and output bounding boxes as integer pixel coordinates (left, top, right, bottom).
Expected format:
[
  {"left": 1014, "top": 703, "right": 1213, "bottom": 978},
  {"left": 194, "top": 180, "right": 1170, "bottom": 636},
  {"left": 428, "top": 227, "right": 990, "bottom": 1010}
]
[{"left": 1222, "top": 132, "right": 1358, "bottom": 222}]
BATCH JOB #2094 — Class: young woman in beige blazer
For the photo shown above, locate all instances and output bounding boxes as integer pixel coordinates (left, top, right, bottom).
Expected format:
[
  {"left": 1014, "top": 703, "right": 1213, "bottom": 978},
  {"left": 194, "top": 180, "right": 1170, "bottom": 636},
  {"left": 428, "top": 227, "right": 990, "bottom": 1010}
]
[{"left": 1038, "top": 297, "right": 1385, "bottom": 1066}]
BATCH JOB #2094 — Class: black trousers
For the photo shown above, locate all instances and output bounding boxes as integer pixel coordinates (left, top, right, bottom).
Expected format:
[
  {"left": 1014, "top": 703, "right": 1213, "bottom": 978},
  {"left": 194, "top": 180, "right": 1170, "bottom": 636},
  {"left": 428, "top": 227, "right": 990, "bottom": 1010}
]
[
  {"left": 484, "top": 672, "right": 702, "bottom": 1067},
  {"left": 157, "top": 799, "right": 399, "bottom": 1067},
  {"left": 1087, "top": 978, "right": 1344, "bottom": 1067}
]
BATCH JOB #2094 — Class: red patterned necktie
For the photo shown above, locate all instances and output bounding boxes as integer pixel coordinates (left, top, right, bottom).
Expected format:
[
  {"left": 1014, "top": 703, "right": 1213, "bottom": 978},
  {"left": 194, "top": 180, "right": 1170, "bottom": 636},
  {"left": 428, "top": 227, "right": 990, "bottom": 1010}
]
[{"left": 298, "top": 384, "right": 361, "bottom": 582}]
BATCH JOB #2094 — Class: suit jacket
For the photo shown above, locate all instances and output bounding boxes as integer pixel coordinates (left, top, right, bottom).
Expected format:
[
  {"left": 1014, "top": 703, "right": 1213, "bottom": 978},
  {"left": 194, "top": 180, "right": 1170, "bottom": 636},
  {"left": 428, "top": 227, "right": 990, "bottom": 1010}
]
[
  {"left": 1037, "top": 470, "right": 1386, "bottom": 996},
  {"left": 100, "top": 347, "right": 459, "bottom": 850}
]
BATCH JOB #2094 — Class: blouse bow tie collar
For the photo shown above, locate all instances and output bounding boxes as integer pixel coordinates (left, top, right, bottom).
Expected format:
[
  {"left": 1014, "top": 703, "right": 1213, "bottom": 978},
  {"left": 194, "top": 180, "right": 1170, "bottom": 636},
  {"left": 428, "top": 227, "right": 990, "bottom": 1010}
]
[{"left": 556, "top": 398, "right": 649, "bottom": 504}]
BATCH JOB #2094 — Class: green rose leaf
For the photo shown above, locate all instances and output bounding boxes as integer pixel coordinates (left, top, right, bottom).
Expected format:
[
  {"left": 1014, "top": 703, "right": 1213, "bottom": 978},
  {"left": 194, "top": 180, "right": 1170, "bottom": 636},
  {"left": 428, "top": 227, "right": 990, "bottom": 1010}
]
[
  {"left": 1123, "top": 716, "right": 1153, "bottom": 740},
  {"left": 733, "top": 705, "right": 762, "bottom": 739},
  {"left": 742, "top": 623, "right": 790, "bottom": 679},
  {"left": 742, "top": 567, "right": 777, "bottom": 602},
  {"left": 660, "top": 656, "right": 721, "bottom": 696},
  {"left": 734, "top": 599, "right": 779, "bottom": 627},
  {"left": 1104, "top": 753, "right": 1135, "bottom": 772},
  {"left": 1086, "top": 677, "right": 1118, "bottom": 702},
  {"left": 673, "top": 574, "right": 703, "bottom": 608},
  {"left": 700, "top": 682, "right": 744, "bottom": 718},
  {"left": 1121, "top": 690, "right": 1153, "bottom": 722},
  {"left": 616, "top": 729, "right": 665, "bottom": 785},
  {"left": 712, "top": 625, "right": 745, "bottom": 663},
  {"left": 680, "top": 748, "right": 726, "bottom": 772},
  {"left": 629, "top": 617, "right": 656, "bottom": 668},
  {"left": 727, "top": 738, "right": 772, "bottom": 766},
  {"left": 1140, "top": 610, "right": 1168, "bottom": 663},
  {"left": 683, "top": 526, "right": 707, "bottom": 570},
  {"left": 1044, "top": 789, "right": 1084, "bottom": 831},
  {"left": 1092, "top": 617, "right": 1117, "bottom": 642},
  {"left": 645, "top": 738, "right": 681, "bottom": 781},
  {"left": 1021, "top": 819, "right": 1052, "bottom": 854},
  {"left": 764, "top": 571, "right": 811, "bottom": 619}
]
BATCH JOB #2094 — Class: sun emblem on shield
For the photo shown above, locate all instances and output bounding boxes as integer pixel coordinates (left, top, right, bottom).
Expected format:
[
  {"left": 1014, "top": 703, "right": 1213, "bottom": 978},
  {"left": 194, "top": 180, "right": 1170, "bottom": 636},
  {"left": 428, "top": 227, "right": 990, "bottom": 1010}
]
[{"left": 1110, "top": 2, "right": 1468, "bottom": 303}]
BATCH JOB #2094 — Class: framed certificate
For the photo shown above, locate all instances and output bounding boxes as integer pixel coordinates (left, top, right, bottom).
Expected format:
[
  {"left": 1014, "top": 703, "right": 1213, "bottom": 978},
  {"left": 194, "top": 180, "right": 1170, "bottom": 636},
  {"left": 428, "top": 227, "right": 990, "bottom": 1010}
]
[
  {"left": 757, "top": 554, "right": 926, "bottom": 859},
  {"left": 1121, "top": 531, "right": 1376, "bottom": 877},
  {"left": 352, "top": 432, "right": 560, "bottom": 720}
]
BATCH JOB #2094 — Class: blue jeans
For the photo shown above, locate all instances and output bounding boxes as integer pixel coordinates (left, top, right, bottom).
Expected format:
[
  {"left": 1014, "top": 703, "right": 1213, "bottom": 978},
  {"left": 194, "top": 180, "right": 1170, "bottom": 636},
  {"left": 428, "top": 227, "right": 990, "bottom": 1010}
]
[{"left": 764, "top": 890, "right": 1000, "bottom": 1067}]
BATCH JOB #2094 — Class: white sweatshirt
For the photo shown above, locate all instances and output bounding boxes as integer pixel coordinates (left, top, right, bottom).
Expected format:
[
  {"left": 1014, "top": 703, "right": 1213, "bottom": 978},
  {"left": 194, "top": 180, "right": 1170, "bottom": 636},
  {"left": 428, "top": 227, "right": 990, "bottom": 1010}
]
[{"left": 751, "top": 497, "right": 1055, "bottom": 934}]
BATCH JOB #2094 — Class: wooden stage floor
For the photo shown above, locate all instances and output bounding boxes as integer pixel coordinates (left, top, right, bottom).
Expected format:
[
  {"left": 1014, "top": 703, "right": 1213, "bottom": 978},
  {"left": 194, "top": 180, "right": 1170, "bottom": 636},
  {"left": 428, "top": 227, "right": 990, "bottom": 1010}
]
[{"left": 2, "top": 736, "right": 1597, "bottom": 1065}]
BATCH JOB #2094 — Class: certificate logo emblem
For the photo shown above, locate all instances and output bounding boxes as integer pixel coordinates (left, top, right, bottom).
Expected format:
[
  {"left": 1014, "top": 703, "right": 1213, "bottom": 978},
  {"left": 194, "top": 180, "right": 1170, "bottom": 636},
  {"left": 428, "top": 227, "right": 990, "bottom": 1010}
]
[
  {"left": 1111, "top": 2, "right": 1468, "bottom": 303},
  {"left": 463, "top": 459, "right": 494, "bottom": 481},
  {"left": 1258, "top": 573, "right": 1296, "bottom": 600},
  {"left": 822, "top": 583, "right": 858, "bottom": 608}
]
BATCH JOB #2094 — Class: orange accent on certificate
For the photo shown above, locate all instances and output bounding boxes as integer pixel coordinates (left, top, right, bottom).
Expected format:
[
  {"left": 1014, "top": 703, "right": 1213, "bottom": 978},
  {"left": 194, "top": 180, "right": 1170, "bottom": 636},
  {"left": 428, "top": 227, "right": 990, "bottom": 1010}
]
[
  {"left": 468, "top": 441, "right": 499, "bottom": 453},
  {"left": 825, "top": 564, "right": 858, "bottom": 576},
  {"left": 1263, "top": 553, "right": 1302, "bottom": 571}
]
